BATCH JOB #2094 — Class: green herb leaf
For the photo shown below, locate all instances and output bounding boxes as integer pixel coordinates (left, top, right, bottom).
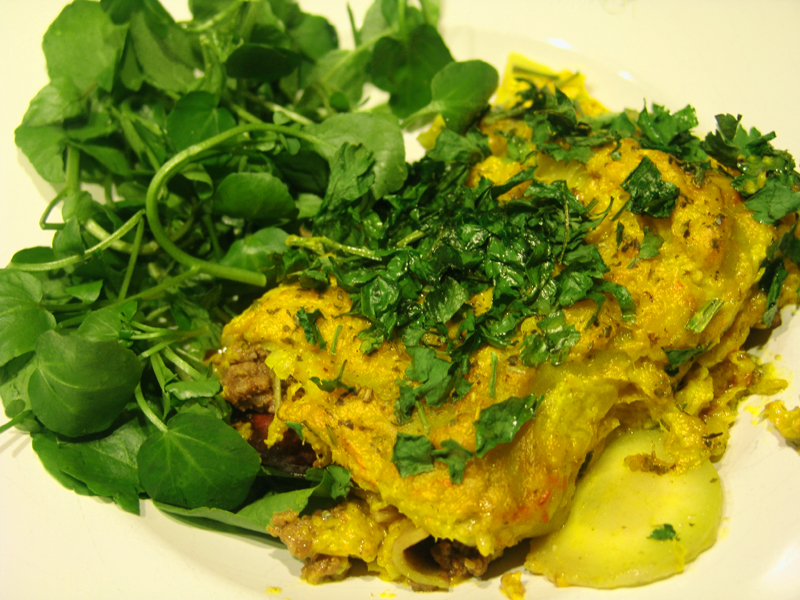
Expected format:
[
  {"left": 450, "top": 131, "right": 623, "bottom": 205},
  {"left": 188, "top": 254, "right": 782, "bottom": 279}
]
[
  {"left": 296, "top": 307, "right": 327, "bottom": 350},
  {"left": 474, "top": 393, "right": 542, "bottom": 458},
  {"left": 42, "top": 0, "right": 127, "bottom": 93},
  {"left": 663, "top": 345, "right": 706, "bottom": 376},
  {"left": 166, "top": 91, "right": 236, "bottom": 152},
  {"left": 137, "top": 412, "right": 261, "bottom": 510},
  {"left": 403, "top": 60, "right": 499, "bottom": 132},
  {"left": 212, "top": 172, "right": 296, "bottom": 222},
  {"left": 621, "top": 156, "right": 679, "bottom": 219},
  {"left": 28, "top": 330, "right": 143, "bottom": 437},
  {"left": 685, "top": 299, "right": 724, "bottom": 333},
  {"left": 0, "top": 271, "right": 57, "bottom": 367},
  {"left": 649, "top": 523, "right": 679, "bottom": 541},
  {"left": 744, "top": 178, "right": 800, "bottom": 225},
  {"left": 520, "top": 311, "right": 580, "bottom": 368},
  {"left": 432, "top": 438, "right": 473, "bottom": 484},
  {"left": 392, "top": 432, "right": 435, "bottom": 477}
]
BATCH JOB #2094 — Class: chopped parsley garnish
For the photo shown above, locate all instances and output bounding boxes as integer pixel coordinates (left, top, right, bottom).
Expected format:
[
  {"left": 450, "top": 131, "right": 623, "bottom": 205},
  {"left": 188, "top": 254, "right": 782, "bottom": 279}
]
[
  {"left": 648, "top": 523, "right": 680, "bottom": 541},
  {"left": 296, "top": 307, "right": 327, "bottom": 350},
  {"left": 686, "top": 299, "right": 724, "bottom": 334}
]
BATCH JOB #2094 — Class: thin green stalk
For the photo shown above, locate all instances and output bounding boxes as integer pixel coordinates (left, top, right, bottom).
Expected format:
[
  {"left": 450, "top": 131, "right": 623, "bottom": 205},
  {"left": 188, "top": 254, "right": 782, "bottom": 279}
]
[
  {"left": 8, "top": 210, "right": 146, "bottom": 272},
  {"left": 134, "top": 384, "right": 167, "bottom": 432},
  {"left": 145, "top": 123, "right": 335, "bottom": 287},
  {"left": 119, "top": 218, "right": 145, "bottom": 301},
  {"left": 38, "top": 189, "right": 69, "bottom": 231},
  {"left": 0, "top": 411, "right": 33, "bottom": 435},
  {"left": 108, "top": 267, "right": 201, "bottom": 308},
  {"left": 183, "top": 0, "right": 245, "bottom": 32},
  {"left": 161, "top": 347, "right": 205, "bottom": 380},
  {"left": 286, "top": 234, "right": 383, "bottom": 260},
  {"left": 201, "top": 214, "right": 223, "bottom": 260},
  {"left": 242, "top": 91, "right": 314, "bottom": 126},
  {"left": 65, "top": 145, "right": 81, "bottom": 194}
]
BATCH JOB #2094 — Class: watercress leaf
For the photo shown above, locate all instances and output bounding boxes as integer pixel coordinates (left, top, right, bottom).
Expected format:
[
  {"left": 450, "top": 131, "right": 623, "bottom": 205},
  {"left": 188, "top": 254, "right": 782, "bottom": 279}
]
[
  {"left": 137, "top": 412, "right": 261, "bottom": 510},
  {"left": 220, "top": 227, "right": 290, "bottom": 272},
  {"left": 298, "top": 48, "right": 371, "bottom": 112},
  {"left": 290, "top": 13, "right": 339, "bottom": 61},
  {"left": 31, "top": 431, "right": 93, "bottom": 497},
  {"left": 154, "top": 501, "right": 275, "bottom": 536},
  {"left": 71, "top": 142, "right": 133, "bottom": 177},
  {"left": 28, "top": 330, "right": 143, "bottom": 437},
  {"left": 0, "top": 271, "right": 57, "bottom": 368},
  {"left": 621, "top": 156, "right": 679, "bottom": 218},
  {"left": 52, "top": 217, "right": 85, "bottom": 259},
  {"left": 0, "top": 355, "right": 41, "bottom": 433},
  {"left": 21, "top": 77, "right": 85, "bottom": 128},
  {"left": 166, "top": 91, "right": 237, "bottom": 152},
  {"left": 128, "top": 7, "right": 197, "bottom": 93},
  {"left": 392, "top": 432, "right": 435, "bottom": 477},
  {"left": 403, "top": 60, "right": 499, "bottom": 132},
  {"left": 744, "top": 178, "right": 800, "bottom": 225},
  {"left": 520, "top": 311, "right": 580, "bottom": 368},
  {"left": 166, "top": 379, "right": 221, "bottom": 400},
  {"left": 42, "top": 0, "right": 128, "bottom": 93},
  {"left": 474, "top": 393, "right": 542, "bottom": 458},
  {"left": 65, "top": 280, "right": 104, "bottom": 304},
  {"left": 14, "top": 124, "right": 67, "bottom": 183},
  {"left": 212, "top": 172, "right": 296, "bottom": 221},
  {"left": 369, "top": 24, "right": 453, "bottom": 118},
  {"left": 309, "top": 112, "right": 407, "bottom": 199},
  {"left": 305, "top": 464, "right": 352, "bottom": 500},
  {"left": 226, "top": 44, "right": 302, "bottom": 81},
  {"left": 187, "top": 0, "right": 237, "bottom": 20},
  {"left": 57, "top": 416, "right": 151, "bottom": 514}
]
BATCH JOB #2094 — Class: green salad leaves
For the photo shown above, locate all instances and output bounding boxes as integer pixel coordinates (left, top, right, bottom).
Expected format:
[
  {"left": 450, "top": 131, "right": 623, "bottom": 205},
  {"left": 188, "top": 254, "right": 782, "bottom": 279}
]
[{"left": 2, "top": 0, "right": 800, "bottom": 546}]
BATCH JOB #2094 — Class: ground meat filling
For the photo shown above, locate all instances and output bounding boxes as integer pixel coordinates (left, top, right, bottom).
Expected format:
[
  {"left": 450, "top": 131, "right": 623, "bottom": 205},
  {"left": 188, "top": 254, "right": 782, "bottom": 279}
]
[
  {"left": 232, "top": 412, "right": 315, "bottom": 474},
  {"left": 219, "top": 343, "right": 275, "bottom": 411},
  {"left": 430, "top": 540, "right": 491, "bottom": 579}
]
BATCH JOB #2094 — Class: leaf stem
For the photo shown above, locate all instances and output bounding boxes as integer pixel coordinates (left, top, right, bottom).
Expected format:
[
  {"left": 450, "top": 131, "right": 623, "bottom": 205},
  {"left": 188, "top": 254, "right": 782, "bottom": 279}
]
[
  {"left": 145, "top": 123, "right": 334, "bottom": 287},
  {"left": 0, "top": 411, "right": 34, "bottom": 436},
  {"left": 286, "top": 234, "right": 383, "bottom": 260},
  {"left": 65, "top": 145, "right": 81, "bottom": 194},
  {"left": 119, "top": 218, "right": 145, "bottom": 301},
  {"left": 134, "top": 384, "right": 168, "bottom": 432},
  {"left": 8, "top": 210, "right": 146, "bottom": 272}
]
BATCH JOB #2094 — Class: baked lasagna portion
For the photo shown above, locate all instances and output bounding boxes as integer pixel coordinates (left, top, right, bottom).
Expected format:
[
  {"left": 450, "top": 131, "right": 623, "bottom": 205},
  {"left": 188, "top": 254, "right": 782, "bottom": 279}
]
[{"left": 212, "top": 62, "right": 800, "bottom": 589}]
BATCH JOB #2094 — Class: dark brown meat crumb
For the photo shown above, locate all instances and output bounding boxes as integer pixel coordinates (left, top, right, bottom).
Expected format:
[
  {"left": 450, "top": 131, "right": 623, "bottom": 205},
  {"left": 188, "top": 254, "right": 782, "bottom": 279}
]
[{"left": 430, "top": 540, "right": 490, "bottom": 579}]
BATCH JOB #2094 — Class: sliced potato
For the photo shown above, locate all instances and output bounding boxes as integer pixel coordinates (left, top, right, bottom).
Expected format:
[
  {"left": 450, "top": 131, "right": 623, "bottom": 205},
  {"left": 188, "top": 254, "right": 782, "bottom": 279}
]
[{"left": 526, "top": 429, "right": 722, "bottom": 588}]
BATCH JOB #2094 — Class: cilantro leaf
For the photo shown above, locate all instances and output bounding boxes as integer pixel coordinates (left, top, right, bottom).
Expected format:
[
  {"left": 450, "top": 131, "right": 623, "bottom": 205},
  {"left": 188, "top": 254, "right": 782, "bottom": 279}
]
[
  {"left": 391, "top": 433, "right": 435, "bottom": 477},
  {"left": 296, "top": 307, "right": 327, "bottom": 350},
  {"left": 649, "top": 523, "right": 679, "bottom": 541},
  {"left": 310, "top": 362, "right": 355, "bottom": 394},
  {"left": 621, "top": 156, "right": 680, "bottom": 219},
  {"left": 663, "top": 346, "right": 706, "bottom": 376},
  {"left": 685, "top": 299, "right": 724, "bottom": 334},
  {"left": 432, "top": 439, "right": 473, "bottom": 484},
  {"left": 474, "top": 394, "right": 543, "bottom": 458},
  {"left": 520, "top": 311, "right": 580, "bottom": 368},
  {"left": 744, "top": 178, "right": 800, "bottom": 225}
]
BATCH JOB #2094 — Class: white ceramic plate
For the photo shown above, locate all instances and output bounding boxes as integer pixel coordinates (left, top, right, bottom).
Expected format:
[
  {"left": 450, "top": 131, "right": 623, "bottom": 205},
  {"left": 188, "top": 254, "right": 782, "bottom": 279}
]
[{"left": 1, "top": 2, "right": 799, "bottom": 599}]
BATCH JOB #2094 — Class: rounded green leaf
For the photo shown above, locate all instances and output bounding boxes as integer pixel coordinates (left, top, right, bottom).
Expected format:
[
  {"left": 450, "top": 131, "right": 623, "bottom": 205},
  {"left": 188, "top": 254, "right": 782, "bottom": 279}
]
[
  {"left": 211, "top": 172, "right": 295, "bottom": 221},
  {"left": 137, "top": 412, "right": 261, "bottom": 510},
  {"left": 225, "top": 44, "right": 302, "bottom": 81},
  {"left": 166, "top": 91, "right": 236, "bottom": 152},
  {"left": 28, "top": 330, "right": 143, "bottom": 437},
  {"left": 220, "top": 227, "right": 289, "bottom": 273},
  {"left": 0, "top": 271, "right": 56, "bottom": 367}
]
